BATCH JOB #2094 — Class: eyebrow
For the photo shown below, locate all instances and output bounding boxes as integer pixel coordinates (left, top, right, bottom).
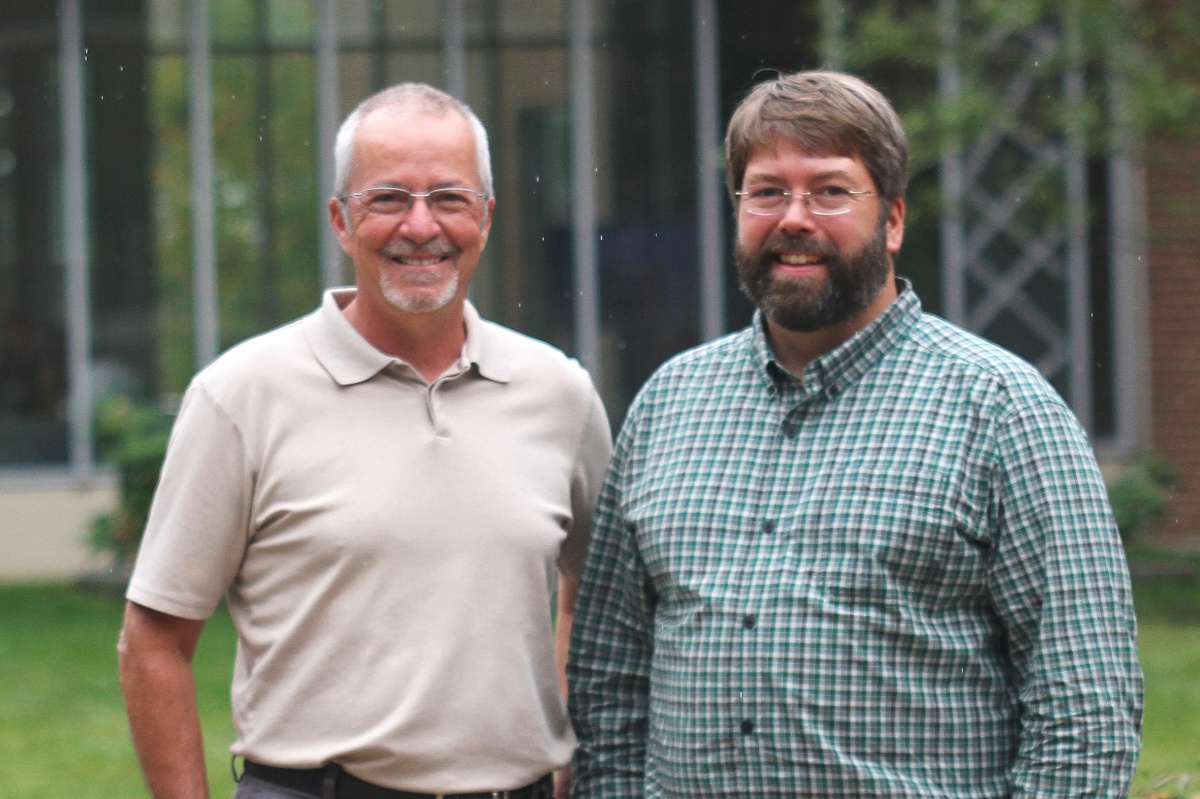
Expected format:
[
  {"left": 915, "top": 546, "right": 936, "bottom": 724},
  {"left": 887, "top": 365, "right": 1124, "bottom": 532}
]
[
  {"left": 363, "top": 180, "right": 476, "bottom": 191},
  {"left": 743, "top": 168, "right": 856, "bottom": 184}
]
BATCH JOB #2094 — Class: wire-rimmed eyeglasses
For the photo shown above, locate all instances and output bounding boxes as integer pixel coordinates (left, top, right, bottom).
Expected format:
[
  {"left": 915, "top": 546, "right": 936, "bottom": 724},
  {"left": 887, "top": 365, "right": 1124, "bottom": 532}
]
[
  {"left": 339, "top": 186, "right": 487, "bottom": 217},
  {"left": 734, "top": 186, "right": 875, "bottom": 216}
]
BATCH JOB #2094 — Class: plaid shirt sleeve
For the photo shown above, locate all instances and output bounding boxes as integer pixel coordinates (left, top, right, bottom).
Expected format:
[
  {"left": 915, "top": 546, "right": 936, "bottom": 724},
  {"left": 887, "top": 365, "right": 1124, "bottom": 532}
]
[
  {"left": 568, "top": 409, "right": 658, "bottom": 799},
  {"left": 988, "top": 397, "right": 1144, "bottom": 797}
]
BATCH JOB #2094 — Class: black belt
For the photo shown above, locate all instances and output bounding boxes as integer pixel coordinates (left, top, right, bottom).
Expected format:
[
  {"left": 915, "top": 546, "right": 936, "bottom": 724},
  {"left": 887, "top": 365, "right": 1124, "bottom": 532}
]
[{"left": 242, "top": 760, "right": 554, "bottom": 799}]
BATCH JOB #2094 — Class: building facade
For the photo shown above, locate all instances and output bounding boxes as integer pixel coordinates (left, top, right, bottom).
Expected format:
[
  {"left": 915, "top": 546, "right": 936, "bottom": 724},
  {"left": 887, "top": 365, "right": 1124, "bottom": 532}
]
[{"left": 0, "top": 0, "right": 1193, "bottom": 579}]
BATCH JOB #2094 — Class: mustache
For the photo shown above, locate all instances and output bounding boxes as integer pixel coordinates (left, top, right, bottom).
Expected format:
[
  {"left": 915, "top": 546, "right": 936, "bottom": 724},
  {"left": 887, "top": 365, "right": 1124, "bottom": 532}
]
[
  {"left": 382, "top": 239, "right": 459, "bottom": 258},
  {"left": 759, "top": 233, "right": 839, "bottom": 260}
]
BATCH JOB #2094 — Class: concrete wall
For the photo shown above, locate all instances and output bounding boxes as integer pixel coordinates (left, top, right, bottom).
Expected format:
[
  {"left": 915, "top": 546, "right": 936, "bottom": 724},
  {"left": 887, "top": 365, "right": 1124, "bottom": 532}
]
[{"left": 0, "top": 470, "right": 119, "bottom": 582}]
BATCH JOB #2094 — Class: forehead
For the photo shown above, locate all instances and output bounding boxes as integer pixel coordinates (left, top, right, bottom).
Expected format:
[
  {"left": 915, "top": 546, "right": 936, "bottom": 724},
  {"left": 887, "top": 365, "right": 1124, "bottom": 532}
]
[
  {"left": 742, "top": 135, "right": 870, "bottom": 184},
  {"left": 351, "top": 105, "right": 479, "bottom": 188}
]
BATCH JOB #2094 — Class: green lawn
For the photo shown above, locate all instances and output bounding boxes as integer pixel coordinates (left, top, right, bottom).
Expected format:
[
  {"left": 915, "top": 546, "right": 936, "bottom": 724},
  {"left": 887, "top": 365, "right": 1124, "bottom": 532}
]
[
  {"left": 0, "top": 575, "right": 1196, "bottom": 799},
  {"left": 0, "top": 584, "right": 236, "bottom": 799},
  {"left": 1129, "top": 571, "right": 1200, "bottom": 797}
]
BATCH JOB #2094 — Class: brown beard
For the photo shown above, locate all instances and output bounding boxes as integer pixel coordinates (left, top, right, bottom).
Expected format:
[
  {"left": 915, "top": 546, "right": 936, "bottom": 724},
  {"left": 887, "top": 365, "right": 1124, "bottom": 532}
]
[{"left": 735, "top": 220, "right": 891, "bottom": 333}]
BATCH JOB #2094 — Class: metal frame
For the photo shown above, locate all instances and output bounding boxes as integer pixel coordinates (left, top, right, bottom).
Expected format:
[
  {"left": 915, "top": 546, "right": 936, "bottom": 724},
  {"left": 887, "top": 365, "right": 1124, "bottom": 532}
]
[{"left": 936, "top": 0, "right": 1095, "bottom": 431}]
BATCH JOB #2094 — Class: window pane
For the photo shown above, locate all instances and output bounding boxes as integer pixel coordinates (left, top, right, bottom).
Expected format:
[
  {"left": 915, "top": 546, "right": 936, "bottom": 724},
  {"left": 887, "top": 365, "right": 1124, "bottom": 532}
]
[{"left": 0, "top": 15, "right": 68, "bottom": 464}]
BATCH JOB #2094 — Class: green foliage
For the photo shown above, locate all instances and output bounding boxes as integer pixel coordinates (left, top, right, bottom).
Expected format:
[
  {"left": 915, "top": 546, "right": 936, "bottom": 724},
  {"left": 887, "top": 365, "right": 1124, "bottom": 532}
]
[
  {"left": 841, "top": 0, "right": 1200, "bottom": 175},
  {"left": 88, "top": 397, "right": 173, "bottom": 570},
  {"left": 1108, "top": 453, "right": 1179, "bottom": 542}
]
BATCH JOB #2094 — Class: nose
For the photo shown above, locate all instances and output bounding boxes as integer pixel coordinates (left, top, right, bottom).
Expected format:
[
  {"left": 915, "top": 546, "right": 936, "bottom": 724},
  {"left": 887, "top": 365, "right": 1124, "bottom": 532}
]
[
  {"left": 398, "top": 196, "right": 442, "bottom": 242},
  {"left": 776, "top": 194, "right": 818, "bottom": 234}
]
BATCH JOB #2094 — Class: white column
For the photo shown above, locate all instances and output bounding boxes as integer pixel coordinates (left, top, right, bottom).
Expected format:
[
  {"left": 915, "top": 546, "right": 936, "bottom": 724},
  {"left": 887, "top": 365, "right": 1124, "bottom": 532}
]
[
  {"left": 59, "top": 0, "right": 94, "bottom": 473},
  {"left": 569, "top": 0, "right": 600, "bottom": 379},
  {"left": 936, "top": 0, "right": 966, "bottom": 324},
  {"left": 1105, "top": 9, "right": 1150, "bottom": 456},
  {"left": 188, "top": 0, "right": 219, "bottom": 367},
  {"left": 1063, "top": 0, "right": 1093, "bottom": 431},
  {"left": 819, "top": 0, "right": 846, "bottom": 68},
  {"left": 693, "top": 0, "right": 725, "bottom": 341},
  {"left": 316, "top": 0, "right": 343, "bottom": 289},
  {"left": 440, "top": 0, "right": 467, "bottom": 101}
]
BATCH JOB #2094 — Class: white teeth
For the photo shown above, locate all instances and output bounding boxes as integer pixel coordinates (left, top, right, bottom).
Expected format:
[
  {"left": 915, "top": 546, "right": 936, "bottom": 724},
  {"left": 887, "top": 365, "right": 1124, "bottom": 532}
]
[
  {"left": 778, "top": 253, "right": 821, "bottom": 265},
  {"left": 397, "top": 257, "right": 445, "bottom": 266}
]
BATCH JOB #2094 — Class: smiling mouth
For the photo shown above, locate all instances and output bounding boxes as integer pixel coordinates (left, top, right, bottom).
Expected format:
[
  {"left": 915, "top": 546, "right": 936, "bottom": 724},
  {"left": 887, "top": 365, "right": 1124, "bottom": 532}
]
[
  {"left": 391, "top": 254, "right": 451, "bottom": 266},
  {"left": 776, "top": 252, "right": 824, "bottom": 266}
]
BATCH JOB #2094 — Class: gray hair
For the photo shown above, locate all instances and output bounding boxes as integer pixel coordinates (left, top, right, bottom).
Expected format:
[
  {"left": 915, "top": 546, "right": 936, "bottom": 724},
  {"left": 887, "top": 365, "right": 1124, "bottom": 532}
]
[
  {"left": 725, "top": 70, "right": 909, "bottom": 202},
  {"left": 333, "top": 82, "right": 493, "bottom": 199}
]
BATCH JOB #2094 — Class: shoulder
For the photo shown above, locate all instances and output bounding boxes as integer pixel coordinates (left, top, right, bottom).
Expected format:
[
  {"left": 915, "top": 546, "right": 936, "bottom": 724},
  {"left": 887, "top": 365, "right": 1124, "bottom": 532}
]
[
  {"left": 478, "top": 318, "right": 601, "bottom": 402},
  {"left": 617, "top": 328, "right": 754, "bottom": 435},
  {"left": 901, "top": 312, "right": 1071, "bottom": 418},
  {"left": 186, "top": 316, "right": 312, "bottom": 405}
]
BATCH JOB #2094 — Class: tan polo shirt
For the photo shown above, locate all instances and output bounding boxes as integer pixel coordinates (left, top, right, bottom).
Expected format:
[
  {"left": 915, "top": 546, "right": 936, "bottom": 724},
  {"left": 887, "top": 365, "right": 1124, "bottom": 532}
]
[{"left": 127, "top": 289, "right": 612, "bottom": 793}]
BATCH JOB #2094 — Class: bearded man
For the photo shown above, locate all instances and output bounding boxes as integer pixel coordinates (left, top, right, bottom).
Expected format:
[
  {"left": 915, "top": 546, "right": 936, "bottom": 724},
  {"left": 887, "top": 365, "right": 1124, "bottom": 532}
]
[{"left": 567, "top": 70, "right": 1142, "bottom": 799}]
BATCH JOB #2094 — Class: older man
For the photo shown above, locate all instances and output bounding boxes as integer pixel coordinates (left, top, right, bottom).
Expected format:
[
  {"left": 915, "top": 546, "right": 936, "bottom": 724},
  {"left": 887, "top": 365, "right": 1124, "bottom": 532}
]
[
  {"left": 568, "top": 70, "right": 1142, "bottom": 798},
  {"left": 119, "top": 83, "right": 611, "bottom": 799}
]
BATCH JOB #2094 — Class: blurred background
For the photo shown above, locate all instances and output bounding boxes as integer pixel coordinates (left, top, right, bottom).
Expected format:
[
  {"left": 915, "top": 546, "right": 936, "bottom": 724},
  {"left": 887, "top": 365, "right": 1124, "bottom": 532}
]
[{"left": 0, "top": 0, "right": 1197, "bottom": 795}]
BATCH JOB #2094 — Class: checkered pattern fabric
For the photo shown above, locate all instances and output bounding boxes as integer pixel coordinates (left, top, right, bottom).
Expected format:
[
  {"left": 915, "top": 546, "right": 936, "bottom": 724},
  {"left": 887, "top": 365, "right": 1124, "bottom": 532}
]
[{"left": 568, "top": 284, "right": 1142, "bottom": 799}]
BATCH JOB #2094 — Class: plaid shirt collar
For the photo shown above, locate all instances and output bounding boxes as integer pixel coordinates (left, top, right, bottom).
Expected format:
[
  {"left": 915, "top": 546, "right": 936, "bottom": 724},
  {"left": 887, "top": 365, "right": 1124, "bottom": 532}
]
[{"left": 746, "top": 278, "right": 922, "bottom": 402}]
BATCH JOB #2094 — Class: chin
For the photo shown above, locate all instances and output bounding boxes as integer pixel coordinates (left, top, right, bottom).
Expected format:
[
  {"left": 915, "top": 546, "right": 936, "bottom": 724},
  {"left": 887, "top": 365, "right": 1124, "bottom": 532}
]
[{"left": 381, "top": 277, "right": 459, "bottom": 314}]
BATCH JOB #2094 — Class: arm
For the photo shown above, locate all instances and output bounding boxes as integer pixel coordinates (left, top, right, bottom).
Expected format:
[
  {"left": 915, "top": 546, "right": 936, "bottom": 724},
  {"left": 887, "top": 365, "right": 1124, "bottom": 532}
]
[
  {"left": 554, "top": 575, "right": 579, "bottom": 799},
  {"left": 555, "top": 574, "right": 580, "bottom": 701},
  {"left": 118, "top": 601, "right": 210, "bottom": 799},
  {"left": 567, "top": 430, "right": 656, "bottom": 799},
  {"left": 989, "top": 401, "right": 1143, "bottom": 797}
]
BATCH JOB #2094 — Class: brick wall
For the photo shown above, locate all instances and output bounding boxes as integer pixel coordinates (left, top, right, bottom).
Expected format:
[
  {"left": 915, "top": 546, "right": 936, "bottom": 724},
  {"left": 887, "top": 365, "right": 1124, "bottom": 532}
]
[{"left": 1147, "top": 138, "right": 1200, "bottom": 540}]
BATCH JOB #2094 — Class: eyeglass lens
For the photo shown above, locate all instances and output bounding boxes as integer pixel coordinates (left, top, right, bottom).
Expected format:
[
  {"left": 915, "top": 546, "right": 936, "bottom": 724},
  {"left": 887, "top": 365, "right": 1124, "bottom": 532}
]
[
  {"left": 739, "top": 188, "right": 866, "bottom": 216},
  {"left": 355, "top": 187, "right": 481, "bottom": 216}
]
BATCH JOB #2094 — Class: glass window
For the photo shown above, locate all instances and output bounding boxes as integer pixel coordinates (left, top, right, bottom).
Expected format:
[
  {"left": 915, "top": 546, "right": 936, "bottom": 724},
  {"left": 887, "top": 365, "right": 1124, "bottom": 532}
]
[
  {"left": 0, "top": 8, "right": 68, "bottom": 465},
  {"left": 151, "top": 0, "right": 321, "bottom": 390}
]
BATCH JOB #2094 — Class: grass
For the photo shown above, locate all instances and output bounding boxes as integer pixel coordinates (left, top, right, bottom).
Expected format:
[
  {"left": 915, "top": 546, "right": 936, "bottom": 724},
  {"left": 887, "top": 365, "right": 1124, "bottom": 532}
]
[
  {"left": 1129, "top": 568, "right": 1200, "bottom": 797},
  {"left": 0, "top": 584, "right": 236, "bottom": 798},
  {"left": 0, "top": 571, "right": 1196, "bottom": 799}
]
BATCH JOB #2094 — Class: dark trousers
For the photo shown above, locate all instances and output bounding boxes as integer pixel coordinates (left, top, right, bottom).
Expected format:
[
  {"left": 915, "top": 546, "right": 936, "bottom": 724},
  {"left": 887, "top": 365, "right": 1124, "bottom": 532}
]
[{"left": 233, "top": 774, "right": 314, "bottom": 799}]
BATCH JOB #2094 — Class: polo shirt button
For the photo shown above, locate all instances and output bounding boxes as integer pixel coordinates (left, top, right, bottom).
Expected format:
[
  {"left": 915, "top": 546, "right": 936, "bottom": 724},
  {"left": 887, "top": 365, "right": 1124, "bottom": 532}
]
[
  {"left": 741, "top": 720, "right": 755, "bottom": 734},
  {"left": 761, "top": 520, "right": 775, "bottom": 534},
  {"left": 743, "top": 614, "right": 757, "bottom": 628}
]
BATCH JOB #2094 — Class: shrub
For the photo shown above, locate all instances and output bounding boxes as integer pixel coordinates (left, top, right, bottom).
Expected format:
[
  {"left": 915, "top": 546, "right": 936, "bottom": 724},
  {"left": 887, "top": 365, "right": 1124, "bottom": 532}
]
[
  {"left": 1108, "top": 453, "right": 1179, "bottom": 543},
  {"left": 88, "top": 396, "right": 173, "bottom": 570}
]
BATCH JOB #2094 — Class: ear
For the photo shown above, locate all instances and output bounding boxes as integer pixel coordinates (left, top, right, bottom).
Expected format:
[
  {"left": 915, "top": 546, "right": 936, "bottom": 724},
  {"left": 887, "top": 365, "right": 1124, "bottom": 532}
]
[
  {"left": 885, "top": 197, "right": 905, "bottom": 254},
  {"left": 485, "top": 196, "right": 496, "bottom": 231},
  {"left": 479, "top": 196, "right": 496, "bottom": 243},
  {"left": 328, "top": 197, "right": 354, "bottom": 255}
]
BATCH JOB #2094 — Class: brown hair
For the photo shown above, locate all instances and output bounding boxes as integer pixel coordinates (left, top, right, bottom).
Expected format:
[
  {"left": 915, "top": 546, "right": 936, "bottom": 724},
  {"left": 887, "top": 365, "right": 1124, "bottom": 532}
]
[{"left": 725, "top": 70, "right": 909, "bottom": 202}]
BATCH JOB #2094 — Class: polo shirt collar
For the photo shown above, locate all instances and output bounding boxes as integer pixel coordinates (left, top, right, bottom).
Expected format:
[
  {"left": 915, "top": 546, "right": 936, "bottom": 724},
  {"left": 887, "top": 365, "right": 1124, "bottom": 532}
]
[
  {"left": 462, "top": 301, "right": 511, "bottom": 383},
  {"left": 748, "top": 278, "right": 921, "bottom": 398},
  {"left": 303, "top": 288, "right": 511, "bottom": 386}
]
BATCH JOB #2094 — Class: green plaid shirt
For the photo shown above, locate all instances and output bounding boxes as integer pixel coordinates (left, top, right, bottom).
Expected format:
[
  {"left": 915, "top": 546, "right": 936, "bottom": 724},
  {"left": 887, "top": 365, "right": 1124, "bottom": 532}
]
[{"left": 568, "top": 283, "right": 1142, "bottom": 799}]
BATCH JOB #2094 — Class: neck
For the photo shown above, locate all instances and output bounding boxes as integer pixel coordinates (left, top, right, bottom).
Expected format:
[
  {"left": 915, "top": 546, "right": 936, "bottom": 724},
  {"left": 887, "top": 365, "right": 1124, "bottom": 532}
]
[
  {"left": 763, "top": 279, "right": 898, "bottom": 377},
  {"left": 342, "top": 294, "right": 467, "bottom": 383}
]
